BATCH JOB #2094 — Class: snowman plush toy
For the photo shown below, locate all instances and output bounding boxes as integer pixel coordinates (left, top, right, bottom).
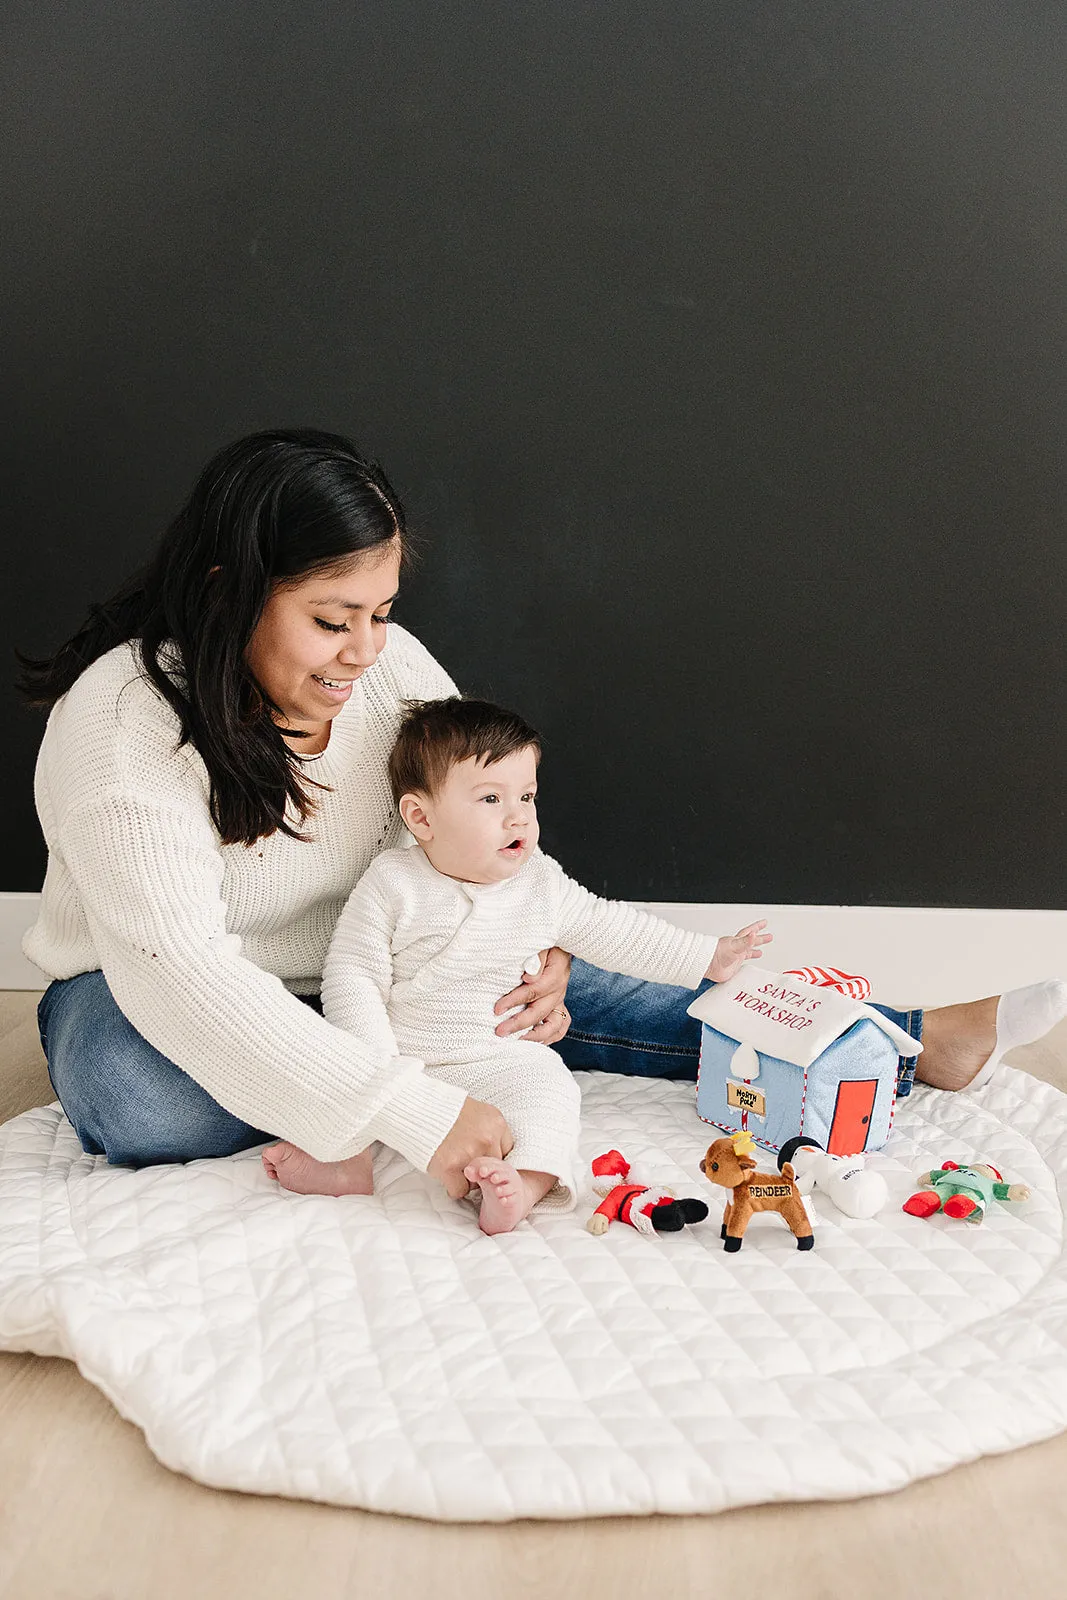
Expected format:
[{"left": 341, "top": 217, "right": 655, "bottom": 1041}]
[{"left": 777, "top": 1136, "right": 889, "bottom": 1219}]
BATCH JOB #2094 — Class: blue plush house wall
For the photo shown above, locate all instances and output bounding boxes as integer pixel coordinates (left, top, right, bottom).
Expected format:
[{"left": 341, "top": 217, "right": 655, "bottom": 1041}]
[
  {"left": 694, "top": 1018, "right": 901, "bottom": 1156},
  {"left": 688, "top": 972, "right": 922, "bottom": 1158}
]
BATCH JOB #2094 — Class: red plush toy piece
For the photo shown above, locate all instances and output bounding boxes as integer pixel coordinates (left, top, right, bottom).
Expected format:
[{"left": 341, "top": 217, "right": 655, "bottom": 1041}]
[{"left": 586, "top": 1150, "right": 709, "bottom": 1237}]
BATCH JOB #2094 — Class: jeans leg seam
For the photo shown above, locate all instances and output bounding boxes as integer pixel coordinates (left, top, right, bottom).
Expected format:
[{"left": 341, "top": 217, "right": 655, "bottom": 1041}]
[{"left": 565, "top": 1027, "right": 700, "bottom": 1058}]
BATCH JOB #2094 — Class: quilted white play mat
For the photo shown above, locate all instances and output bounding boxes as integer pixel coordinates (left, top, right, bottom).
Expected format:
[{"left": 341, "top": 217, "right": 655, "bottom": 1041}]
[{"left": 2, "top": 1065, "right": 1067, "bottom": 1522}]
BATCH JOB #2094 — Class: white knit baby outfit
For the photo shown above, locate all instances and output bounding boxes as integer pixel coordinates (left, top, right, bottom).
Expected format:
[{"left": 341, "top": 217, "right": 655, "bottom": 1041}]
[
  {"left": 24, "top": 628, "right": 483, "bottom": 1169},
  {"left": 322, "top": 846, "right": 720, "bottom": 1210}
]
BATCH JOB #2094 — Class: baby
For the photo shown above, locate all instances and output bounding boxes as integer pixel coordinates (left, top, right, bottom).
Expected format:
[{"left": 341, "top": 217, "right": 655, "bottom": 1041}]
[{"left": 263, "top": 698, "right": 771, "bottom": 1232}]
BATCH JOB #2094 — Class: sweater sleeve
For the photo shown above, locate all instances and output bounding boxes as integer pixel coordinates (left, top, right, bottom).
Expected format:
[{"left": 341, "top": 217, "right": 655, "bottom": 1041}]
[
  {"left": 320, "top": 864, "right": 403, "bottom": 1058},
  {"left": 547, "top": 857, "right": 721, "bottom": 989},
  {"left": 58, "top": 794, "right": 468, "bottom": 1169}
]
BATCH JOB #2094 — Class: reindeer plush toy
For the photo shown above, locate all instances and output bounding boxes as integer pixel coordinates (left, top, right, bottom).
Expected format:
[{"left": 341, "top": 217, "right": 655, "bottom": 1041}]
[{"left": 700, "top": 1131, "right": 815, "bottom": 1252}]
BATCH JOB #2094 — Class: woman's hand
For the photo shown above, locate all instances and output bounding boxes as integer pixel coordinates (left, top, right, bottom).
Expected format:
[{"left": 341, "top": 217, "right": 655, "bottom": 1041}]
[
  {"left": 427, "top": 1097, "right": 514, "bottom": 1199},
  {"left": 494, "top": 946, "right": 573, "bottom": 1044}
]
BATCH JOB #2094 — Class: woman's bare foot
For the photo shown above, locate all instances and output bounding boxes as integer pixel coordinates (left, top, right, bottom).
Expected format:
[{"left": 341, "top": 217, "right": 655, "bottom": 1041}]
[
  {"left": 917, "top": 997, "right": 999, "bottom": 1091},
  {"left": 261, "top": 1142, "right": 375, "bottom": 1196},
  {"left": 463, "top": 1160, "right": 554, "bottom": 1235}
]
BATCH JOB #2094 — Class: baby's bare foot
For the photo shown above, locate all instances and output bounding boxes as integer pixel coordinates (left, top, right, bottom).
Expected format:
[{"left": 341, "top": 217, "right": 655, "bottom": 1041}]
[
  {"left": 261, "top": 1142, "right": 375, "bottom": 1196},
  {"left": 463, "top": 1159, "right": 532, "bottom": 1235}
]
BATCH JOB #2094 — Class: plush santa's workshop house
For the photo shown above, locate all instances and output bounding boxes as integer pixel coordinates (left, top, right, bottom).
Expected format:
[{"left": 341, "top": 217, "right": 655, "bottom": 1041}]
[{"left": 688, "top": 968, "right": 923, "bottom": 1157}]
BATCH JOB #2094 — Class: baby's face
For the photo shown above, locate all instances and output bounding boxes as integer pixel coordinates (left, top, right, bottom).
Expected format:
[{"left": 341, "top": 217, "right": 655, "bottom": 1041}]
[{"left": 414, "top": 747, "right": 540, "bottom": 884}]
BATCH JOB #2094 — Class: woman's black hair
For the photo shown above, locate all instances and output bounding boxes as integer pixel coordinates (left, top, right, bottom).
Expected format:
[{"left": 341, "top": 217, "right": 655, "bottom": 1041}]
[{"left": 16, "top": 427, "right": 407, "bottom": 845}]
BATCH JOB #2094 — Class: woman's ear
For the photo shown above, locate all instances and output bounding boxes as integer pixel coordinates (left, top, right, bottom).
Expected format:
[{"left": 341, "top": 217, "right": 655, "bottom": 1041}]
[{"left": 399, "top": 792, "right": 433, "bottom": 840}]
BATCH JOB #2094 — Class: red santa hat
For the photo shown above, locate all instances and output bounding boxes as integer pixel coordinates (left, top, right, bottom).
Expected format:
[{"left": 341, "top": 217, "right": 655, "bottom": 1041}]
[
  {"left": 591, "top": 1150, "right": 630, "bottom": 1182},
  {"left": 590, "top": 1149, "right": 674, "bottom": 1202}
]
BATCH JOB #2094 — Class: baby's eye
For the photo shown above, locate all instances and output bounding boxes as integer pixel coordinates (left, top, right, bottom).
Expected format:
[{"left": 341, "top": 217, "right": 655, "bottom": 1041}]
[
  {"left": 521, "top": 792, "right": 536, "bottom": 803},
  {"left": 481, "top": 794, "right": 500, "bottom": 804},
  {"left": 371, "top": 612, "right": 392, "bottom": 625},
  {"left": 314, "top": 618, "right": 349, "bottom": 634}
]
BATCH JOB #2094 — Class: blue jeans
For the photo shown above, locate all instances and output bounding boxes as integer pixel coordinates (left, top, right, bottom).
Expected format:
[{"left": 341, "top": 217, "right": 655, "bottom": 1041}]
[
  {"left": 36, "top": 961, "right": 923, "bottom": 1168},
  {"left": 556, "top": 962, "right": 922, "bottom": 1095}
]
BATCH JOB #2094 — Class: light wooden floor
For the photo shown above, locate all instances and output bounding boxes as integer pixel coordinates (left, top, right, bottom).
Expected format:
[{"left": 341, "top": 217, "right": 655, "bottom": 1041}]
[{"left": 2, "top": 990, "right": 1066, "bottom": 1600}]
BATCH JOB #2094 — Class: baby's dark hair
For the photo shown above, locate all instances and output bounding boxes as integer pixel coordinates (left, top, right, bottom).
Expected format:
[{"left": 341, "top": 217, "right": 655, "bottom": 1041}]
[{"left": 388, "top": 698, "right": 542, "bottom": 804}]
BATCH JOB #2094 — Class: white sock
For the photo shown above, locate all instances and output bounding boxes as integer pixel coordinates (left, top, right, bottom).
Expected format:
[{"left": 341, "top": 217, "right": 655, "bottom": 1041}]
[{"left": 970, "top": 980, "right": 1067, "bottom": 1089}]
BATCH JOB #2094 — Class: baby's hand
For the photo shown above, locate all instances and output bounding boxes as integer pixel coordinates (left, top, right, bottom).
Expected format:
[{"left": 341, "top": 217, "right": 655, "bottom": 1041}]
[{"left": 705, "top": 920, "right": 772, "bottom": 984}]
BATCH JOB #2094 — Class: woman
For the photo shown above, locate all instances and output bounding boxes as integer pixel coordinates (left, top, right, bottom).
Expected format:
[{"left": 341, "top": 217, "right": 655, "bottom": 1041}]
[{"left": 18, "top": 429, "right": 1058, "bottom": 1201}]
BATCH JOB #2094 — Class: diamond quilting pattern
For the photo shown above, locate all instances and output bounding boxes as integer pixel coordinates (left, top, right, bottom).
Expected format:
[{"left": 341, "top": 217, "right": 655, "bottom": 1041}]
[{"left": 1, "top": 1067, "right": 1066, "bottom": 1521}]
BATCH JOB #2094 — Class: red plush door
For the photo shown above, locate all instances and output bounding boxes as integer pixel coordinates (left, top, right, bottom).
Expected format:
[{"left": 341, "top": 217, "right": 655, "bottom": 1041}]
[{"left": 827, "top": 1079, "right": 878, "bottom": 1155}]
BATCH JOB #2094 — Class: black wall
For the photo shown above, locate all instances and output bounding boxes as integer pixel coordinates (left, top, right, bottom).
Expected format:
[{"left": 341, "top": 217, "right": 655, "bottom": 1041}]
[{"left": 4, "top": 2, "right": 1066, "bottom": 905}]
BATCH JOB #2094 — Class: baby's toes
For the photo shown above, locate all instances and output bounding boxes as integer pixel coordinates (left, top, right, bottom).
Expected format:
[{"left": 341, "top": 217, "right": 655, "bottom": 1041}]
[{"left": 261, "top": 1144, "right": 286, "bottom": 1180}]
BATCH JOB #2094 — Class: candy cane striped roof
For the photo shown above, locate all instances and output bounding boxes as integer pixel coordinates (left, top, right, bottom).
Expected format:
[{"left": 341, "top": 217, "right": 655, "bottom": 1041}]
[{"left": 784, "top": 966, "right": 872, "bottom": 1001}]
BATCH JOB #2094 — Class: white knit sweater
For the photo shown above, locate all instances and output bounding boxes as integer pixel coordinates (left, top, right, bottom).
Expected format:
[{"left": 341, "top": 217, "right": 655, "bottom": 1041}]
[
  {"left": 322, "top": 845, "right": 719, "bottom": 1062},
  {"left": 23, "top": 628, "right": 478, "bottom": 1169}
]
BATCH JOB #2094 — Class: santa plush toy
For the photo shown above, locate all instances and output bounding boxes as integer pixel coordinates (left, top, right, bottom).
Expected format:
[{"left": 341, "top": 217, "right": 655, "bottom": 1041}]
[{"left": 586, "top": 1150, "right": 710, "bottom": 1236}]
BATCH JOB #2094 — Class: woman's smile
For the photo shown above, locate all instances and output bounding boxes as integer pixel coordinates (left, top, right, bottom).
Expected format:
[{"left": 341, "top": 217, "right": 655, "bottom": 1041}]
[{"left": 311, "top": 671, "right": 358, "bottom": 701}]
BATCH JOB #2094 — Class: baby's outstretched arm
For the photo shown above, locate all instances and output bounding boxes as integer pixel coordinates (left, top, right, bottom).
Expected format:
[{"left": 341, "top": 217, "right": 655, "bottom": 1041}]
[
  {"left": 704, "top": 920, "right": 773, "bottom": 984},
  {"left": 550, "top": 857, "right": 771, "bottom": 992}
]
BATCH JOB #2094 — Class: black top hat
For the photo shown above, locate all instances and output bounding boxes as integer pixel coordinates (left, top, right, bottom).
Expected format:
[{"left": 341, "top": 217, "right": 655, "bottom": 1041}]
[{"left": 777, "top": 1135, "right": 824, "bottom": 1172}]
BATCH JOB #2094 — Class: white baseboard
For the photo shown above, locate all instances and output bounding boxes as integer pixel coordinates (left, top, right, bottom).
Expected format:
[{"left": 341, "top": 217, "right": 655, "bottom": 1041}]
[
  {"left": 0, "top": 895, "right": 48, "bottom": 989},
  {"left": 641, "top": 903, "right": 1067, "bottom": 1009},
  {"left": 4, "top": 891, "right": 1067, "bottom": 1006}
]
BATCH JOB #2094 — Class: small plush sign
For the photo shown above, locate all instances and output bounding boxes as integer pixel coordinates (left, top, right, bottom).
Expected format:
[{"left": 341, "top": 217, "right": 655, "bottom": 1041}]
[{"left": 727, "top": 1081, "right": 766, "bottom": 1116}]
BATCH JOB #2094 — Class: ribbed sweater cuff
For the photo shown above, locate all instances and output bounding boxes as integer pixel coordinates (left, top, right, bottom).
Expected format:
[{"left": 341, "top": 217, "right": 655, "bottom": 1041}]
[
  {"left": 676, "top": 933, "right": 722, "bottom": 989},
  {"left": 360, "top": 1062, "right": 469, "bottom": 1172}
]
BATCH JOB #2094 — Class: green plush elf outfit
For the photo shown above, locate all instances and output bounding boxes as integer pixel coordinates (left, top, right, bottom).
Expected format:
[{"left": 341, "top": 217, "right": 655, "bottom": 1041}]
[{"left": 902, "top": 1161, "right": 1030, "bottom": 1224}]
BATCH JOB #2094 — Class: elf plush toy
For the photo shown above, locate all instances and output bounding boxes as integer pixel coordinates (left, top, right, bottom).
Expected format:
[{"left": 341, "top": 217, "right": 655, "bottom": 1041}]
[
  {"left": 586, "top": 1150, "right": 710, "bottom": 1236},
  {"left": 902, "top": 1160, "right": 1031, "bottom": 1224}
]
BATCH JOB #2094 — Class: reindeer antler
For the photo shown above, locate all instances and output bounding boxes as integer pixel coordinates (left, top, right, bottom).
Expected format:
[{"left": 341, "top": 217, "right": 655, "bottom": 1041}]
[{"left": 731, "top": 1130, "right": 756, "bottom": 1159}]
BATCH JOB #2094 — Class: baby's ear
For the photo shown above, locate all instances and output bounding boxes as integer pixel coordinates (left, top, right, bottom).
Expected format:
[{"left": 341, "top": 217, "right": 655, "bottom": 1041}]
[{"left": 399, "top": 792, "right": 433, "bottom": 838}]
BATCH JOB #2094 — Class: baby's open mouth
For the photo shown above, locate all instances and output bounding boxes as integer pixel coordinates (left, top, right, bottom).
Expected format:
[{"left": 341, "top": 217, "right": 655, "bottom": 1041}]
[{"left": 503, "top": 839, "right": 524, "bottom": 853}]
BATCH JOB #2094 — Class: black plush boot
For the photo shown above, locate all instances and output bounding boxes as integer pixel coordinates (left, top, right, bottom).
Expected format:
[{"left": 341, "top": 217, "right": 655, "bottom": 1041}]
[
  {"left": 651, "top": 1197, "right": 710, "bottom": 1232},
  {"left": 650, "top": 1201, "right": 686, "bottom": 1232}
]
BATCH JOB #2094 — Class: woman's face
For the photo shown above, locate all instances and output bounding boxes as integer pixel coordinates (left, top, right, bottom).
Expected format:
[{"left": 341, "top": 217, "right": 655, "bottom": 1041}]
[{"left": 245, "top": 539, "right": 402, "bottom": 736}]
